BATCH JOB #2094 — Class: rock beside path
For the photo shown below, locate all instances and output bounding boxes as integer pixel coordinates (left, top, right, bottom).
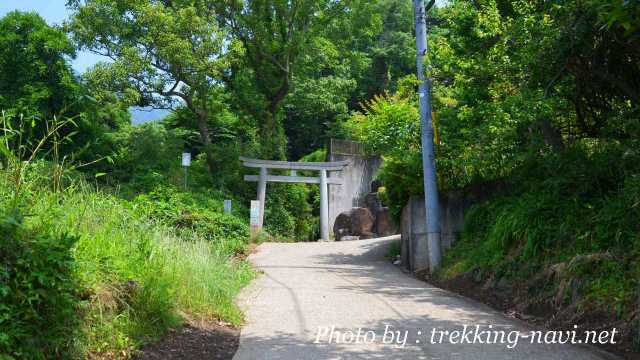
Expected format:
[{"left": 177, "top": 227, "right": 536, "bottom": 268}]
[
  {"left": 333, "top": 207, "right": 375, "bottom": 241},
  {"left": 374, "top": 206, "right": 397, "bottom": 236}
]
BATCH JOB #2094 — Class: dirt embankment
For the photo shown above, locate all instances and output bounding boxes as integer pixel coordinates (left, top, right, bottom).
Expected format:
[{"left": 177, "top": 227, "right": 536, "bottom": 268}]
[
  {"left": 135, "top": 320, "right": 239, "bottom": 360},
  {"left": 425, "top": 255, "right": 639, "bottom": 360}
]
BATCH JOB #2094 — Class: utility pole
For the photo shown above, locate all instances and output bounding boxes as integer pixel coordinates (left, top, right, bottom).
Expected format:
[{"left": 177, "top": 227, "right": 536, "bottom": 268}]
[{"left": 413, "top": 0, "right": 441, "bottom": 273}]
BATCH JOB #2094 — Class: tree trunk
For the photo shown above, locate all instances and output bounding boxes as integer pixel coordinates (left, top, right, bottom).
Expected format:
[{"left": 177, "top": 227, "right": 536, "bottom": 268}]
[
  {"left": 260, "top": 110, "right": 286, "bottom": 160},
  {"left": 537, "top": 117, "right": 565, "bottom": 152},
  {"left": 195, "top": 110, "right": 217, "bottom": 177},
  {"left": 168, "top": 90, "right": 217, "bottom": 179},
  {"left": 259, "top": 76, "right": 289, "bottom": 160}
]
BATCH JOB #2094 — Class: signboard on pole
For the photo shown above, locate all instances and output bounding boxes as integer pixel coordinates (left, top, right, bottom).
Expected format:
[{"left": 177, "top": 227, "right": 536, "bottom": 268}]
[
  {"left": 250, "top": 200, "right": 260, "bottom": 227},
  {"left": 182, "top": 152, "right": 191, "bottom": 167},
  {"left": 250, "top": 200, "right": 261, "bottom": 238},
  {"left": 181, "top": 152, "right": 191, "bottom": 190}
]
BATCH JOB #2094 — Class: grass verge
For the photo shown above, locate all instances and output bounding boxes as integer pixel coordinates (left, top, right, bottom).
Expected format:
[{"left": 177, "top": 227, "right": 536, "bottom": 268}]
[{"left": 1, "top": 168, "right": 255, "bottom": 358}]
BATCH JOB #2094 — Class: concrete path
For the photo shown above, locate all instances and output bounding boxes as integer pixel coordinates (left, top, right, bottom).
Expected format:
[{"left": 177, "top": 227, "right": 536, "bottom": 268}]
[{"left": 234, "top": 237, "right": 617, "bottom": 360}]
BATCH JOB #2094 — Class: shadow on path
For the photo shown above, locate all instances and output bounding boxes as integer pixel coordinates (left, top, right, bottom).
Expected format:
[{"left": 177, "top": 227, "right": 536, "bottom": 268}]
[{"left": 234, "top": 238, "right": 618, "bottom": 360}]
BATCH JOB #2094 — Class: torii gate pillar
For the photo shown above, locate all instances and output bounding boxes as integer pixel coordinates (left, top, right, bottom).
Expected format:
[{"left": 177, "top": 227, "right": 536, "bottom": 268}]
[
  {"left": 318, "top": 169, "right": 329, "bottom": 241},
  {"left": 241, "top": 157, "right": 349, "bottom": 241},
  {"left": 257, "top": 167, "right": 267, "bottom": 228}
]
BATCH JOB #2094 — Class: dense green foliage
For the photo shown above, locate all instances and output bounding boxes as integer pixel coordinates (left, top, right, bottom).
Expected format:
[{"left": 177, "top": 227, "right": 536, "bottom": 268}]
[
  {"left": 282, "top": 0, "right": 416, "bottom": 159},
  {"left": 0, "top": 210, "right": 79, "bottom": 358},
  {"left": 1, "top": 0, "right": 638, "bottom": 357},
  {"left": 444, "top": 143, "right": 640, "bottom": 273},
  {"left": 133, "top": 185, "right": 250, "bottom": 255},
  {"left": 429, "top": 0, "right": 638, "bottom": 187},
  {"left": 0, "top": 11, "right": 128, "bottom": 163},
  {"left": 349, "top": 0, "right": 639, "bottom": 207},
  {"left": 0, "top": 12, "right": 77, "bottom": 120},
  {"left": 214, "top": 0, "right": 340, "bottom": 158}
]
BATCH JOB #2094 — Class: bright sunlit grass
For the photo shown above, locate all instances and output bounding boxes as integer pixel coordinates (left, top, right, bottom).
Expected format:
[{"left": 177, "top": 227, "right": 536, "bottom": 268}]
[{"left": 1, "top": 169, "right": 255, "bottom": 357}]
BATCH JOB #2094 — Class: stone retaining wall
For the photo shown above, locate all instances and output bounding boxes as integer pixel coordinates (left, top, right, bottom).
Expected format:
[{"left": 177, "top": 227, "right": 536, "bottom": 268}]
[{"left": 400, "top": 190, "right": 474, "bottom": 272}]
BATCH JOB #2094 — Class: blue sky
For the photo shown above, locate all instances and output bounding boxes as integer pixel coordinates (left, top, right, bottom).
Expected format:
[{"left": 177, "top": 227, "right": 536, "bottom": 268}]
[{"left": 0, "top": 0, "right": 168, "bottom": 123}]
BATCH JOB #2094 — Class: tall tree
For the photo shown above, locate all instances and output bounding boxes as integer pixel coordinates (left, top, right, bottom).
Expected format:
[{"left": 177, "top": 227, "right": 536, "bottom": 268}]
[
  {"left": 279, "top": 0, "right": 417, "bottom": 159},
  {"left": 0, "top": 11, "right": 78, "bottom": 121},
  {"left": 0, "top": 10, "right": 126, "bottom": 161},
  {"left": 67, "top": 0, "right": 232, "bottom": 176},
  {"left": 216, "top": 0, "right": 336, "bottom": 159}
]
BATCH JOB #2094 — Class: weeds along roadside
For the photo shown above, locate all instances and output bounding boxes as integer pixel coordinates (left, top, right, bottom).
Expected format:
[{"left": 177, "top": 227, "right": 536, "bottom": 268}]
[{"left": 0, "top": 113, "right": 255, "bottom": 358}]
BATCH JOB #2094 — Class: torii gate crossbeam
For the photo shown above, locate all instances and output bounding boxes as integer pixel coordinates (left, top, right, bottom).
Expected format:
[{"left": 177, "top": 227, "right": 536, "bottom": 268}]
[{"left": 240, "top": 157, "right": 349, "bottom": 241}]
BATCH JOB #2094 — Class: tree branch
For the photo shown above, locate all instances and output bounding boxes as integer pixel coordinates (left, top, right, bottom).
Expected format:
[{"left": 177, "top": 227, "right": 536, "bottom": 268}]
[{"left": 426, "top": 0, "right": 436, "bottom": 11}]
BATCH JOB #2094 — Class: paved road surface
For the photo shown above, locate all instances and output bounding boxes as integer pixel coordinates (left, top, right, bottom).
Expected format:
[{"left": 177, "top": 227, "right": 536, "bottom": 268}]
[{"left": 234, "top": 237, "right": 617, "bottom": 360}]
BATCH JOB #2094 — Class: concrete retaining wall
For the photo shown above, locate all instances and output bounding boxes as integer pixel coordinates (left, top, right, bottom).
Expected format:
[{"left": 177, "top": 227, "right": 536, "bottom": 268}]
[
  {"left": 327, "top": 139, "right": 382, "bottom": 237},
  {"left": 400, "top": 190, "right": 473, "bottom": 272}
]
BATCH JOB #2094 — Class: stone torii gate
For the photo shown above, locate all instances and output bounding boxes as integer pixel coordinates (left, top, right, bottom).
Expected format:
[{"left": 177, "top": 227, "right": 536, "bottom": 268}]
[{"left": 240, "top": 157, "right": 349, "bottom": 241}]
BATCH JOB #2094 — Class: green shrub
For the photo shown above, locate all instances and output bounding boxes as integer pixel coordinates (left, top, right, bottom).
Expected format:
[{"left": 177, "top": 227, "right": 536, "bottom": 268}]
[
  {"left": 345, "top": 78, "right": 421, "bottom": 158},
  {"left": 132, "top": 184, "right": 250, "bottom": 255},
  {"left": 264, "top": 183, "right": 315, "bottom": 241},
  {"left": 102, "top": 122, "right": 211, "bottom": 196},
  {"left": 342, "top": 79, "right": 432, "bottom": 220},
  {"left": 0, "top": 209, "right": 79, "bottom": 359},
  {"left": 376, "top": 154, "right": 425, "bottom": 221}
]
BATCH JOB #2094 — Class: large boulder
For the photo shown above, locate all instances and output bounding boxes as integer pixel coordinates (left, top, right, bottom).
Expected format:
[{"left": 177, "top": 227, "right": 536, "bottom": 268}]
[
  {"left": 374, "top": 207, "right": 397, "bottom": 236},
  {"left": 333, "top": 207, "right": 375, "bottom": 241},
  {"left": 350, "top": 207, "right": 375, "bottom": 237},
  {"left": 333, "top": 212, "right": 352, "bottom": 241}
]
